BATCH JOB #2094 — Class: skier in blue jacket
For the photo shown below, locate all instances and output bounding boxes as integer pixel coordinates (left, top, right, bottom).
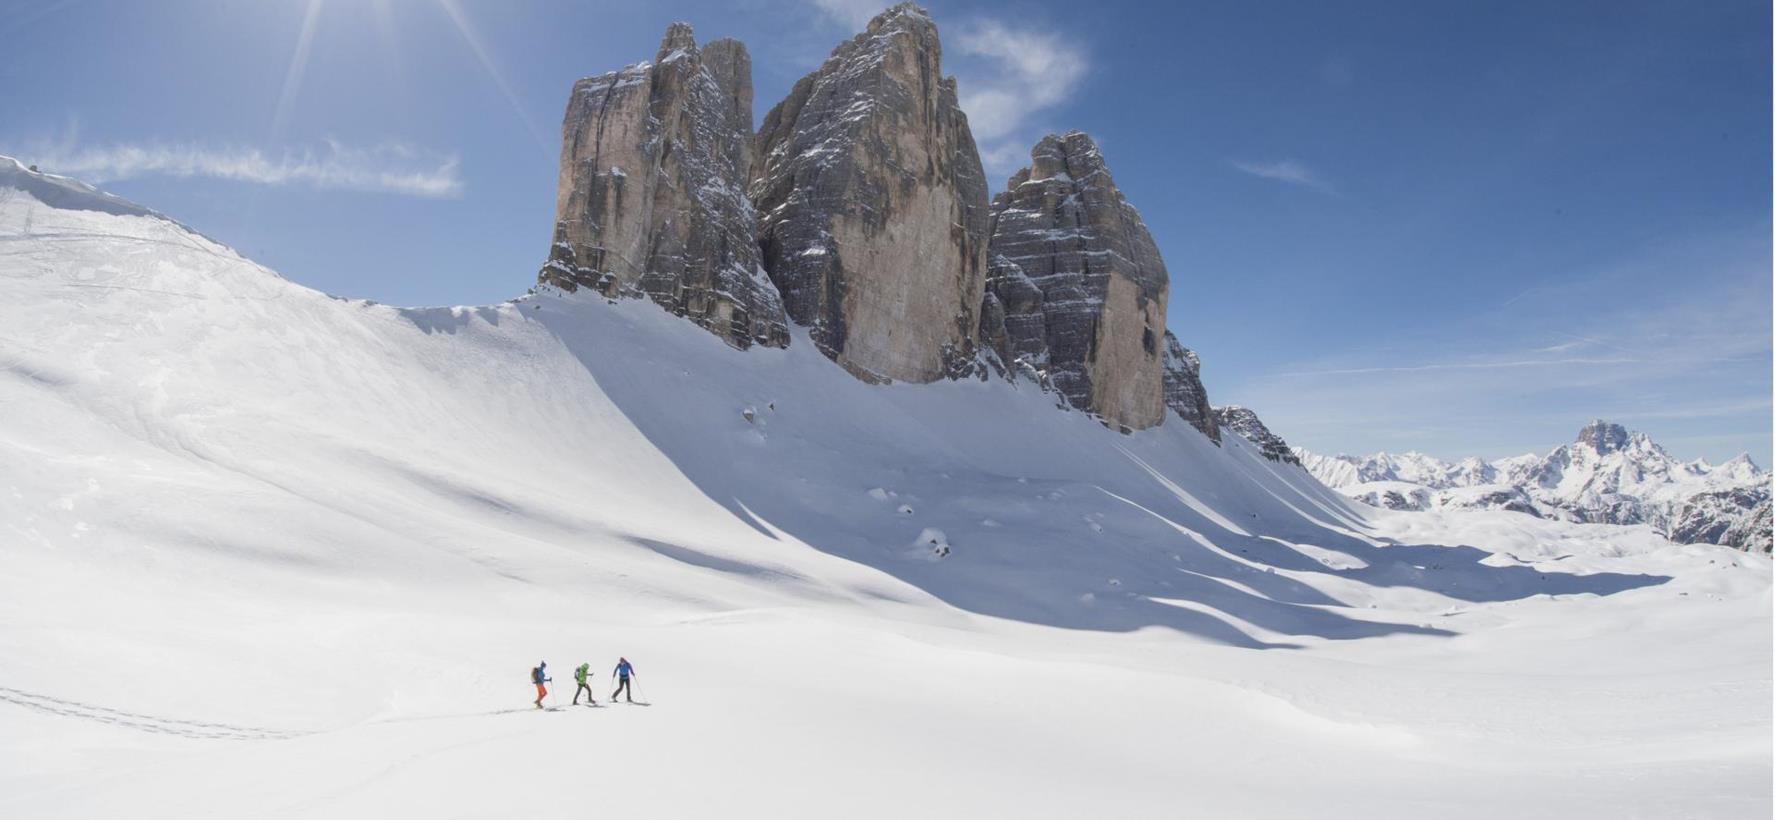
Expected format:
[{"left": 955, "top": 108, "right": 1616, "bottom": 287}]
[{"left": 610, "top": 657, "right": 636, "bottom": 703}]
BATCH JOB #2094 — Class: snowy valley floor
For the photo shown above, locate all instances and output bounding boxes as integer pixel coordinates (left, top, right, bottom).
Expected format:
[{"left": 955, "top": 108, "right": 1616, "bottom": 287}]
[{"left": 0, "top": 168, "right": 1770, "bottom": 818}]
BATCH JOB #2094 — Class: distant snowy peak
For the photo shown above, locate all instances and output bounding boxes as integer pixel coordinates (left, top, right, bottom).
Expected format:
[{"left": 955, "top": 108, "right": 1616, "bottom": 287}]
[{"left": 1298, "top": 420, "right": 1770, "bottom": 554}]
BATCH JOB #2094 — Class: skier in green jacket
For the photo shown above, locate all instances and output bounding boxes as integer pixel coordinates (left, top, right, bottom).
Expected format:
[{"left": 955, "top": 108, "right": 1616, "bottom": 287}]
[{"left": 572, "top": 662, "right": 596, "bottom": 705}]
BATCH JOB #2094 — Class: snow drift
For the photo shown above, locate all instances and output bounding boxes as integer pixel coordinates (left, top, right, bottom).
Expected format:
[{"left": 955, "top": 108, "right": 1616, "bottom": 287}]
[{"left": 0, "top": 159, "right": 1769, "bottom": 818}]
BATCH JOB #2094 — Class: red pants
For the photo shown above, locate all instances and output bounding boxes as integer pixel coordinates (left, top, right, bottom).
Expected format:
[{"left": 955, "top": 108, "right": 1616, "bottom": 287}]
[{"left": 534, "top": 683, "right": 547, "bottom": 702}]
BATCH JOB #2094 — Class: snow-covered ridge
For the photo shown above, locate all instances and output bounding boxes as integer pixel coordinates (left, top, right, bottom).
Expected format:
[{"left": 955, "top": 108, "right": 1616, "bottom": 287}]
[
  {"left": 1297, "top": 421, "right": 1772, "bottom": 553},
  {"left": 0, "top": 155, "right": 161, "bottom": 220}
]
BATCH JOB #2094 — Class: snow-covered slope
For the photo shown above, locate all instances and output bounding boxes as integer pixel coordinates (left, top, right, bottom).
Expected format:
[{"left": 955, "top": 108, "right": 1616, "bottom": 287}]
[
  {"left": 1, "top": 162, "right": 1769, "bottom": 818},
  {"left": 1299, "top": 424, "right": 1773, "bottom": 553}
]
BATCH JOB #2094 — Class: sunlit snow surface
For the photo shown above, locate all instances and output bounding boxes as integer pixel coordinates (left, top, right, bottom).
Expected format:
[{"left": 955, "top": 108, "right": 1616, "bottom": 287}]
[{"left": 0, "top": 162, "right": 1769, "bottom": 818}]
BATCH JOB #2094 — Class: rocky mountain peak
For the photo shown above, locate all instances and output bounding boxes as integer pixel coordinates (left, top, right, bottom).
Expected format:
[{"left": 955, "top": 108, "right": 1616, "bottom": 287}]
[
  {"left": 540, "top": 23, "right": 788, "bottom": 350},
  {"left": 1577, "top": 419, "right": 1632, "bottom": 454},
  {"left": 979, "top": 130, "right": 1170, "bottom": 432},
  {"left": 657, "top": 21, "right": 698, "bottom": 59},
  {"left": 868, "top": 2, "right": 935, "bottom": 33},
  {"left": 1214, "top": 406, "right": 1300, "bottom": 465},
  {"left": 752, "top": 0, "right": 988, "bottom": 383}
]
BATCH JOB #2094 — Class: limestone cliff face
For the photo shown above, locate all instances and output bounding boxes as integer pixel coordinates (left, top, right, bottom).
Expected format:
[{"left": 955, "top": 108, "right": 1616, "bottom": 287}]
[
  {"left": 751, "top": 3, "right": 990, "bottom": 383},
  {"left": 979, "top": 132, "right": 1169, "bottom": 432},
  {"left": 541, "top": 23, "right": 788, "bottom": 349},
  {"left": 1161, "top": 332, "right": 1219, "bottom": 443}
]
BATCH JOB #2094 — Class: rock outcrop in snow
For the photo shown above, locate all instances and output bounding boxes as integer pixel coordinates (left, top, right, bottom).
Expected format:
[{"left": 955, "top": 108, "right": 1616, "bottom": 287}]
[
  {"left": 1215, "top": 406, "right": 1300, "bottom": 465},
  {"left": 979, "top": 132, "right": 1169, "bottom": 432},
  {"left": 1160, "top": 332, "right": 1219, "bottom": 443},
  {"left": 751, "top": 3, "right": 990, "bottom": 383},
  {"left": 1299, "top": 420, "right": 1772, "bottom": 554},
  {"left": 541, "top": 23, "right": 789, "bottom": 350}
]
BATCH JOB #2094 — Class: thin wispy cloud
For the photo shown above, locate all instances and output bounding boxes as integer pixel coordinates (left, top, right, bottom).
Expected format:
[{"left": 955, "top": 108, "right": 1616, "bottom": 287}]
[
  {"left": 950, "top": 19, "right": 1089, "bottom": 182},
  {"left": 1278, "top": 356, "right": 1639, "bottom": 378},
  {"left": 21, "top": 140, "right": 463, "bottom": 198},
  {"left": 795, "top": 2, "right": 1089, "bottom": 185},
  {"left": 1231, "top": 159, "right": 1333, "bottom": 192},
  {"left": 804, "top": 0, "right": 881, "bottom": 29}
]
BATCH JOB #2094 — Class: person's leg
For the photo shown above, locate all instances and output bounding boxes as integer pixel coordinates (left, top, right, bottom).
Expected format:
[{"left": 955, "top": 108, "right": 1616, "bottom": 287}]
[
  {"left": 622, "top": 677, "right": 632, "bottom": 702},
  {"left": 535, "top": 683, "right": 546, "bottom": 707}
]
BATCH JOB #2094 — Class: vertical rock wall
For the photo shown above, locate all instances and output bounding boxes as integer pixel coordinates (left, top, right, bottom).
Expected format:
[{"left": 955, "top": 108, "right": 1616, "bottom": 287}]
[
  {"left": 980, "top": 132, "right": 1169, "bottom": 432},
  {"left": 542, "top": 24, "right": 788, "bottom": 349},
  {"left": 751, "top": 3, "right": 989, "bottom": 383}
]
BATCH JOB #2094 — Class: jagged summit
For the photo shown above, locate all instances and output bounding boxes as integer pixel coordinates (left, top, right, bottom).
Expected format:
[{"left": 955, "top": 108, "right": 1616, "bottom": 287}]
[
  {"left": 1577, "top": 419, "right": 1635, "bottom": 455},
  {"left": 979, "top": 131, "right": 1171, "bottom": 432},
  {"left": 1298, "top": 421, "right": 1771, "bottom": 553},
  {"left": 751, "top": 1, "right": 988, "bottom": 384},
  {"left": 657, "top": 21, "right": 697, "bottom": 56},
  {"left": 532, "top": 10, "right": 1238, "bottom": 448},
  {"left": 540, "top": 22, "right": 789, "bottom": 350},
  {"left": 1215, "top": 405, "right": 1300, "bottom": 464}
]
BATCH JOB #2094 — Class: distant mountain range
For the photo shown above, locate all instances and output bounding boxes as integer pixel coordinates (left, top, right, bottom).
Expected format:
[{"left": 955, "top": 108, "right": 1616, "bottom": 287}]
[{"left": 1296, "top": 421, "right": 1771, "bottom": 554}]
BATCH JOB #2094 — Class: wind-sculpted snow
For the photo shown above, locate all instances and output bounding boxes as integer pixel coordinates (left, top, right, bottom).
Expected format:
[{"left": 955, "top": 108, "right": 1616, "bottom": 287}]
[
  {"left": 0, "top": 164, "right": 1768, "bottom": 818},
  {"left": 0, "top": 156, "right": 159, "bottom": 219},
  {"left": 1299, "top": 421, "right": 1772, "bottom": 553}
]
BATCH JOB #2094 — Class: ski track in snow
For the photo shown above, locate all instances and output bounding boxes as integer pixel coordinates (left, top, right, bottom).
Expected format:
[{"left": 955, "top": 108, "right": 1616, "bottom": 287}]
[{"left": 0, "top": 685, "right": 307, "bottom": 741}]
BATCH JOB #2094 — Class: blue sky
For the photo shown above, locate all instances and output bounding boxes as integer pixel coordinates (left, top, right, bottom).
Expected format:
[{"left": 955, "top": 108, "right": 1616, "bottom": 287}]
[{"left": 4, "top": 0, "right": 1769, "bottom": 464}]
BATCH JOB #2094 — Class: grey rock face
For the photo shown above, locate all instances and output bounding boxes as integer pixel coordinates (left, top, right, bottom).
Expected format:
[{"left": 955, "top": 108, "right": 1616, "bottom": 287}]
[
  {"left": 1671, "top": 486, "right": 1772, "bottom": 553},
  {"left": 1348, "top": 486, "right": 1433, "bottom": 511},
  {"left": 980, "top": 132, "right": 1169, "bottom": 432},
  {"left": 1576, "top": 419, "right": 1631, "bottom": 455},
  {"left": 1214, "top": 405, "right": 1301, "bottom": 465},
  {"left": 1160, "top": 332, "right": 1219, "bottom": 442},
  {"left": 1441, "top": 487, "right": 1543, "bottom": 517},
  {"left": 752, "top": 3, "right": 989, "bottom": 383},
  {"left": 542, "top": 23, "right": 788, "bottom": 349},
  {"left": 1721, "top": 497, "right": 1773, "bottom": 555}
]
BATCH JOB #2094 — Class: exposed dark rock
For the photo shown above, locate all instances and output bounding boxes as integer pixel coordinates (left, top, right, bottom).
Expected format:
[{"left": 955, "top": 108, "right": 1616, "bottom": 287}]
[
  {"left": 1576, "top": 419, "right": 1631, "bottom": 456},
  {"left": 979, "top": 131, "right": 1168, "bottom": 431},
  {"left": 1671, "top": 486, "right": 1772, "bottom": 553},
  {"left": 541, "top": 23, "right": 788, "bottom": 349},
  {"left": 751, "top": 3, "right": 989, "bottom": 383},
  {"left": 1214, "top": 405, "right": 1300, "bottom": 465},
  {"left": 1160, "top": 332, "right": 1219, "bottom": 443}
]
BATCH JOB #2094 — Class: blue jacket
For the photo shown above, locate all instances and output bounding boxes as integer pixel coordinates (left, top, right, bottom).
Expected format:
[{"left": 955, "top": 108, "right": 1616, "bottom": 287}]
[
  {"left": 614, "top": 660, "right": 633, "bottom": 679},
  {"left": 532, "top": 665, "right": 546, "bottom": 684}
]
